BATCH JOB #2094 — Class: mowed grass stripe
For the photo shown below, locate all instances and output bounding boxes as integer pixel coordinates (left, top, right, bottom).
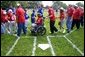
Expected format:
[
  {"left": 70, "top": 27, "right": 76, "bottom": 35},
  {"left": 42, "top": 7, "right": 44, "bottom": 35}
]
[
  {"left": 50, "top": 37, "right": 81, "bottom": 56},
  {"left": 9, "top": 37, "right": 34, "bottom": 56}
]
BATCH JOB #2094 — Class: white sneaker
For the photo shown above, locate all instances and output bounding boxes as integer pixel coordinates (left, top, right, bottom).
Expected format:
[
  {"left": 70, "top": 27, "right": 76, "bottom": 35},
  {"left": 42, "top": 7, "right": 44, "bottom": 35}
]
[
  {"left": 8, "top": 31, "right": 10, "bottom": 34},
  {"left": 13, "top": 34, "right": 20, "bottom": 38},
  {"left": 63, "top": 29, "right": 66, "bottom": 33},
  {"left": 13, "top": 34, "right": 17, "bottom": 37},
  {"left": 16, "top": 36, "right": 20, "bottom": 38}
]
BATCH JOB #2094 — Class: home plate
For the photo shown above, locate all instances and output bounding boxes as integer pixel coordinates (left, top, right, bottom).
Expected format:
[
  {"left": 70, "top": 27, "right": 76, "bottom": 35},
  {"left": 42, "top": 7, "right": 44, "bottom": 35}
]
[{"left": 38, "top": 44, "right": 50, "bottom": 50}]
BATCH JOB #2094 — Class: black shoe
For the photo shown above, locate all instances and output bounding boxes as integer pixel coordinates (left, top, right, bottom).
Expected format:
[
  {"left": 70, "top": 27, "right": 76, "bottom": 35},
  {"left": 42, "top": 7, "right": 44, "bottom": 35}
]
[
  {"left": 23, "top": 33, "right": 27, "bottom": 35},
  {"left": 67, "top": 31, "right": 70, "bottom": 33},
  {"left": 71, "top": 28, "right": 73, "bottom": 30},
  {"left": 55, "top": 30, "right": 58, "bottom": 32}
]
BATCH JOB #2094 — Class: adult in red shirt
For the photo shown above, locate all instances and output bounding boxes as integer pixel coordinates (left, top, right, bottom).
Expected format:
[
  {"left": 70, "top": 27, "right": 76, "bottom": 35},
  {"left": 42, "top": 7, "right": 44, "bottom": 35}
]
[
  {"left": 66, "top": 4, "right": 75, "bottom": 33},
  {"left": 79, "top": 6, "right": 84, "bottom": 27},
  {"left": 47, "top": 6, "right": 58, "bottom": 34},
  {"left": 16, "top": 3, "right": 26, "bottom": 38},
  {"left": 71, "top": 5, "right": 81, "bottom": 30}
]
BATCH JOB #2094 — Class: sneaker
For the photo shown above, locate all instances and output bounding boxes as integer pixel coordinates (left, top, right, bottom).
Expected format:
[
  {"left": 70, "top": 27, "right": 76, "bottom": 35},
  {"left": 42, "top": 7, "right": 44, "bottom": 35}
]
[
  {"left": 67, "top": 31, "right": 70, "bottom": 33},
  {"left": 55, "top": 30, "right": 58, "bottom": 33},
  {"left": 63, "top": 29, "right": 66, "bottom": 33},
  {"left": 49, "top": 32, "right": 54, "bottom": 34},
  {"left": 8, "top": 31, "right": 10, "bottom": 34},
  {"left": 16, "top": 36, "right": 20, "bottom": 38}
]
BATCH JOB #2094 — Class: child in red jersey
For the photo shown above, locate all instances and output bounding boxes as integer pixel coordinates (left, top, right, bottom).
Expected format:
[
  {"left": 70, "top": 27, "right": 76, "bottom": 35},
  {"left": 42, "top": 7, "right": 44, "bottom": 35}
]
[
  {"left": 59, "top": 8, "right": 65, "bottom": 29},
  {"left": 1, "top": 10, "right": 9, "bottom": 34},
  {"left": 59, "top": 7, "right": 66, "bottom": 33},
  {"left": 36, "top": 13, "right": 43, "bottom": 26},
  {"left": 32, "top": 13, "right": 43, "bottom": 28}
]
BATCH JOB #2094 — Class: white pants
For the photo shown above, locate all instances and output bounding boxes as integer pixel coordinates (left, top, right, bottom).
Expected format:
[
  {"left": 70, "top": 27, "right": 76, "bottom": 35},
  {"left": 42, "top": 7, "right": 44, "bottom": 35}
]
[
  {"left": 9, "top": 21, "right": 16, "bottom": 34},
  {"left": 1, "top": 22, "right": 10, "bottom": 34}
]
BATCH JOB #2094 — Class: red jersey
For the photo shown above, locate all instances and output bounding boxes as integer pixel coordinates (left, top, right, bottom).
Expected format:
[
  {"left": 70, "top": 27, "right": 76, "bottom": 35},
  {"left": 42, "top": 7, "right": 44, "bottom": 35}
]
[
  {"left": 80, "top": 11, "right": 84, "bottom": 17},
  {"left": 67, "top": 6, "right": 74, "bottom": 17},
  {"left": 48, "top": 7, "right": 55, "bottom": 21},
  {"left": 79, "top": 7, "right": 84, "bottom": 17},
  {"left": 16, "top": 7, "right": 25, "bottom": 23},
  {"left": 1, "top": 14, "right": 8, "bottom": 23},
  {"left": 72, "top": 7, "right": 81, "bottom": 20},
  {"left": 1, "top": 10, "right": 8, "bottom": 23},
  {"left": 36, "top": 16, "right": 43, "bottom": 26}
]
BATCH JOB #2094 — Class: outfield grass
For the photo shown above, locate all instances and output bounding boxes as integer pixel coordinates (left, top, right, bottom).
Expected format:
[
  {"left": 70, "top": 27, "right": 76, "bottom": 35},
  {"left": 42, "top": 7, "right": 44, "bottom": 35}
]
[{"left": 1, "top": 9, "right": 84, "bottom": 56}]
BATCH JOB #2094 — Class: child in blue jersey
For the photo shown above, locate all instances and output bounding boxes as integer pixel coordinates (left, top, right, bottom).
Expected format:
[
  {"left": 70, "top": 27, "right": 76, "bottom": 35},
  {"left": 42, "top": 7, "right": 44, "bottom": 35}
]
[
  {"left": 31, "top": 9, "right": 36, "bottom": 24},
  {"left": 37, "top": 4, "right": 43, "bottom": 17}
]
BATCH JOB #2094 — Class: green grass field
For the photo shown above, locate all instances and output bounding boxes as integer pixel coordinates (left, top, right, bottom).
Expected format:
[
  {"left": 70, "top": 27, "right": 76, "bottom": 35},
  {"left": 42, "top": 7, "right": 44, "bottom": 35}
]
[{"left": 1, "top": 9, "right": 84, "bottom": 56}]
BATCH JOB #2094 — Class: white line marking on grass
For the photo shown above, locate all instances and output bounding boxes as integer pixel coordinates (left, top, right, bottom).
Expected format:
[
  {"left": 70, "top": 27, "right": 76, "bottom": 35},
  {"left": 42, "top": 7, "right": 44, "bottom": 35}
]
[
  {"left": 64, "top": 36, "right": 84, "bottom": 56},
  {"left": 47, "top": 36, "right": 55, "bottom": 37},
  {"left": 21, "top": 36, "right": 36, "bottom": 39},
  {"left": 31, "top": 37, "right": 37, "bottom": 56},
  {"left": 47, "top": 36, "right": 56, "bottom": 56},
  {"left": 47, "top": 35, "right": 64, "bottom": 38},
  {"left": 6, "top": 37, "right": 20, "bottom": 56},
  {"left": 56, "top": 35, "right": 64, "bottom": 37}
]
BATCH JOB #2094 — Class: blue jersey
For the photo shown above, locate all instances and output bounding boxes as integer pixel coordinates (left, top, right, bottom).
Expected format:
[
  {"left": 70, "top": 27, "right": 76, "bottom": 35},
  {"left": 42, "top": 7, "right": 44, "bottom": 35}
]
[
  {"left": 37, "top": 7, "right": 43, "bottom": 17},
  {"left": 31, "top": 12, "right": 36, "bottom": 23}
]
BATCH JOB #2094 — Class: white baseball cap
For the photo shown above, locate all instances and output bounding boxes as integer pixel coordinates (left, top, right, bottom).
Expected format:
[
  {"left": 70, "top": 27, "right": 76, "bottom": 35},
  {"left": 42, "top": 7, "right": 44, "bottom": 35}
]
[
  {"left": 60, "top": 7, "right": 64, "bottom": 10},
  {"left": 8, "top": 9, "right": 13, "bottom": 12}
]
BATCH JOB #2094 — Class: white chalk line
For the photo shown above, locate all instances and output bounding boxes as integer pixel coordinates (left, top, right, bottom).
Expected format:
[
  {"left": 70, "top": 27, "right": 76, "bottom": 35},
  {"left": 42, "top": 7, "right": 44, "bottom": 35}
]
[
  {"left": 64, "top": 29, "right": 84, "bottom": 56},
  {"left": 5, "top": 29, "right": 83, "bottom": 56},
  {"left": 47, "top": 28, "right": 84, "bottom": 56},
  {"left": 6, "top": 37, "right": 20, "bottom": 56},
  {"left": 47, "top": 35, "right": 64, "bottom": 38},
  {"left": 21, "top": 36, "right": 36, "bottom": 39},
  {"left": 31, "top": 37, "right": 37, "bottom": 56},
  {"left": 64, "top": 36, "right": 84, "bottom": 56},
  {"left": 47, "top": 36, "right": 56, "bottom": 56}
]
